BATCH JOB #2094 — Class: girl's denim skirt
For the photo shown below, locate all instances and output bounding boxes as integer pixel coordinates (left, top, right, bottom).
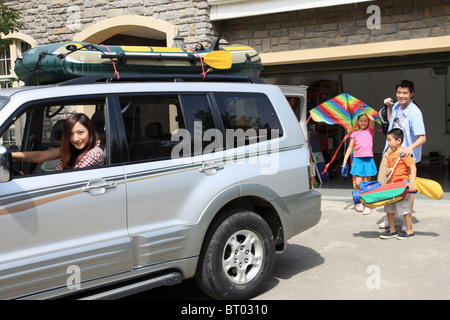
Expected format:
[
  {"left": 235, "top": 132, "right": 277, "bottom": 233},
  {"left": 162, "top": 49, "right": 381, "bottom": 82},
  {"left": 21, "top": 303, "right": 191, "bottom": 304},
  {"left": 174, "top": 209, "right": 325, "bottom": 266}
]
[{"left": 350, "top": 156, "right": 377, "bottom": 177}]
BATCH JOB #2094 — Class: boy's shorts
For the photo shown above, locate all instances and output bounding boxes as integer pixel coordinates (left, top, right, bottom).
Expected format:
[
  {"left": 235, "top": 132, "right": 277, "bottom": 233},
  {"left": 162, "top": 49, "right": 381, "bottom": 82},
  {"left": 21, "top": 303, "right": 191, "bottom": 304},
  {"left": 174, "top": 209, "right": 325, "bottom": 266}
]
[{"left": 384, "top": 193, "right": 412, "bottom": 215}]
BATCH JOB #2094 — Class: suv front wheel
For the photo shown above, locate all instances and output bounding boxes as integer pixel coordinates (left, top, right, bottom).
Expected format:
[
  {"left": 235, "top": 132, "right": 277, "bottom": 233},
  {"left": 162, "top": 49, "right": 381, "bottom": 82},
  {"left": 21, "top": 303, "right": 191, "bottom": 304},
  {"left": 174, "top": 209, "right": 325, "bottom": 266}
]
[{"left": 195, "top": 210, "right": 275, "bottom": 300}]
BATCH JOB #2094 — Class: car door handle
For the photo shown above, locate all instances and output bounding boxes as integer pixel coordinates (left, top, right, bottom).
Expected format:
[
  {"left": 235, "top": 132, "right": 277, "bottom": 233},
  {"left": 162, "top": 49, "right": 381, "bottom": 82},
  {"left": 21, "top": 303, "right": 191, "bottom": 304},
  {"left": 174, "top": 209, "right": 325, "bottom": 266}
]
[
  {"left": 82, "top": 179, "right": 117, "bottom": 196},
  {"left": 199, "top": 162, "right": 224, "bottom": 175}
]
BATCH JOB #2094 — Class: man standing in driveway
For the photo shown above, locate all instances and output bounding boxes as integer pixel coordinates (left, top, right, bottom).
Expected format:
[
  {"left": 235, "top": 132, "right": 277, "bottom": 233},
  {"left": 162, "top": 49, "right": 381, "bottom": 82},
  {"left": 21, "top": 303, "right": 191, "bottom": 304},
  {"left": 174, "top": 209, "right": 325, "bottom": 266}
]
[{"left": 377, "top": 79, "right": 426, "bottom": 230}]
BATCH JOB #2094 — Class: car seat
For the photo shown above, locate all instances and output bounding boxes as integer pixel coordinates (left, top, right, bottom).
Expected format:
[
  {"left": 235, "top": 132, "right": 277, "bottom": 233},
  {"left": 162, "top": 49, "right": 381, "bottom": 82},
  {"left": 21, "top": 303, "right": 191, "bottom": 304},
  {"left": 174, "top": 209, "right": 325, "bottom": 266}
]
[{"left": 91, "top": 109, "right": 107, "bottom": 164}]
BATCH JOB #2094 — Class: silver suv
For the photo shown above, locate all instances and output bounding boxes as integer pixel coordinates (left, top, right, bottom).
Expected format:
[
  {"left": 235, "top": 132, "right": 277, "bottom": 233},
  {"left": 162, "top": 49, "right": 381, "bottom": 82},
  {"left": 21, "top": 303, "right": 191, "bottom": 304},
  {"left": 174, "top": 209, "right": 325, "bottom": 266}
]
[{"left": 0, "top": 75, "right": 321, "bottom": 300}]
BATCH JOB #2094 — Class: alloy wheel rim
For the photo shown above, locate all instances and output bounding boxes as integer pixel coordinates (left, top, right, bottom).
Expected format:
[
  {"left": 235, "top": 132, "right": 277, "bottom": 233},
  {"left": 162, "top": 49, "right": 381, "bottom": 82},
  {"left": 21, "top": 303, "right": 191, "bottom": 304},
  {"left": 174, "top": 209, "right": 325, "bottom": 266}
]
[{"left": 222, "top": 229, "right": 264, "bottom": 284}]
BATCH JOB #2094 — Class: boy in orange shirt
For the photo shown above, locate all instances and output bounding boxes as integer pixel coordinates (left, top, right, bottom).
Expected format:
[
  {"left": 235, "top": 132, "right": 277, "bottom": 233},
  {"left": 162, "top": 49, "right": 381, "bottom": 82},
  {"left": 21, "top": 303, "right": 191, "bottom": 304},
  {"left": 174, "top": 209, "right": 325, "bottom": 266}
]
[{"left": 380, "top": 128, "right": 417, "bottom": 240}]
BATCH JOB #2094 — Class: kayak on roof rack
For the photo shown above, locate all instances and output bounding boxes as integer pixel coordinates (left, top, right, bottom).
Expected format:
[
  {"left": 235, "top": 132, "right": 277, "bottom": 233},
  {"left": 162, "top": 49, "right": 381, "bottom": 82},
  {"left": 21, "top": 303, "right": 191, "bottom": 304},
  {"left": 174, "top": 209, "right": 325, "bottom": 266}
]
[{"left": 14, "top": 40, "right": 263, "bottom": 86}]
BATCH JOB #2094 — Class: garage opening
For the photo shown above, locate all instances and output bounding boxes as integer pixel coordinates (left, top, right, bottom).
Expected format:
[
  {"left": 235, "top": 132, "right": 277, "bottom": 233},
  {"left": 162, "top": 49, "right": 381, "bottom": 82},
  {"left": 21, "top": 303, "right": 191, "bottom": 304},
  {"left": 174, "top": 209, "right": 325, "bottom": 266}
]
[{"left": 261, "top": 53, "right": 450, "bottom": 192}]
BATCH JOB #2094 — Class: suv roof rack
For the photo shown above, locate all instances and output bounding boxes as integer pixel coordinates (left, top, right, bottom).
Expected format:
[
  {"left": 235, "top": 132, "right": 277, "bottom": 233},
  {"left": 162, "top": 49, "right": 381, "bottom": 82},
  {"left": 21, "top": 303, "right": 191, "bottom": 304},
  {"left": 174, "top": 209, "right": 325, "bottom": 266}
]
[{"left": 57, "top": 74, "right": 265, "bottom": 86}]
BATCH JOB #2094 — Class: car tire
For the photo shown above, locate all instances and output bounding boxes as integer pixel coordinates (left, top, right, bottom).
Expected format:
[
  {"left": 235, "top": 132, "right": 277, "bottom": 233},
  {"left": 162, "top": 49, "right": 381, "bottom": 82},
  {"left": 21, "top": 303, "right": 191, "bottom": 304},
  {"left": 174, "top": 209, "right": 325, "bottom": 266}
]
[{"left": 195, "top": 209, "right": 275, "bottom": 300}]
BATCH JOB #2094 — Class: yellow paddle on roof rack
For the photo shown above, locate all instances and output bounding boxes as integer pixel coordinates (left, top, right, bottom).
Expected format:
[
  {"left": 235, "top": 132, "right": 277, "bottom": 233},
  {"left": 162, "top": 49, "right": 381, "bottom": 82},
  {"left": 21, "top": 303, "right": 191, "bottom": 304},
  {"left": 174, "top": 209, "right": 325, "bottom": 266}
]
[{"left": 200, "top": 50, "right": 232, "bottom": 69}]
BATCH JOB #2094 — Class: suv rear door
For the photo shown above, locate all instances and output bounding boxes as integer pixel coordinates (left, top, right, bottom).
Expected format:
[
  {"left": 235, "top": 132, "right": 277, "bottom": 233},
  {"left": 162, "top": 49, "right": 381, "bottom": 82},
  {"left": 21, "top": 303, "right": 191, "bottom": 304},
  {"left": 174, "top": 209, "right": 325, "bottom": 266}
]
[
  {"left": 117, "top": 93, "right": 239, "bottom": 268},
  {"left": 278, "top": 85, "right": 308, "bottom": 142}
]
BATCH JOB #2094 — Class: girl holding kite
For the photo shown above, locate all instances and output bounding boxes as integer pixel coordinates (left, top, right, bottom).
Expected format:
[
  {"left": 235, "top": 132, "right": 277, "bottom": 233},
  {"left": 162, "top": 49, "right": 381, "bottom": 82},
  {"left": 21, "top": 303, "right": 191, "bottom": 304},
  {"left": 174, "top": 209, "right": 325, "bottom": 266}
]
[{"left": 343, "top": 104, "right": 377, "bottom": 215}]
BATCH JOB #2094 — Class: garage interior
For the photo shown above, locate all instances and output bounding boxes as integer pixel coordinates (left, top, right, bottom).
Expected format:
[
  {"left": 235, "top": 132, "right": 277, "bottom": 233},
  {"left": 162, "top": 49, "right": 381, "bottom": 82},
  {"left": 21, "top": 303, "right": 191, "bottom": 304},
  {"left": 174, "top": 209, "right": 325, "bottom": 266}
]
[{"left": 261, "top": 52, "right": 450, "bottom": 192}]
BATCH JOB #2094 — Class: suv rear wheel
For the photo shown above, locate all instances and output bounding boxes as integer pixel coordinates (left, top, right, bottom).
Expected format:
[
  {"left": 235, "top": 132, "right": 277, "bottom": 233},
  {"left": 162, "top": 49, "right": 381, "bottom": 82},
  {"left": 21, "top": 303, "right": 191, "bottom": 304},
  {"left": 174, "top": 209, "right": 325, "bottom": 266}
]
[{"left": 195, "top": 210, "right": 275, "bottom": 299}]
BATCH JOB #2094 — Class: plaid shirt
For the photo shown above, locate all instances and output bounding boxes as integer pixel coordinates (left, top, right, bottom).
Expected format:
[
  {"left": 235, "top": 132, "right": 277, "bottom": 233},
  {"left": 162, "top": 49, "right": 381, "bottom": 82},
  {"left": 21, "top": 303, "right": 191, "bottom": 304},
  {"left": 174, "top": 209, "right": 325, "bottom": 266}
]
[{"left": 55, "top": 141, "right": 104, "bottom": 170}]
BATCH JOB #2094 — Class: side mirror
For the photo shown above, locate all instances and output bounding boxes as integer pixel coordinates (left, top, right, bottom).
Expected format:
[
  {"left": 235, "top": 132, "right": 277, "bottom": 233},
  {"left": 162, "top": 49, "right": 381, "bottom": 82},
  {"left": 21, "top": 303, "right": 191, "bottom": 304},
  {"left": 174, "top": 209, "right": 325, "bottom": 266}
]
[{"left": 0, "top": 146, "right": 14, "bottom": 182}]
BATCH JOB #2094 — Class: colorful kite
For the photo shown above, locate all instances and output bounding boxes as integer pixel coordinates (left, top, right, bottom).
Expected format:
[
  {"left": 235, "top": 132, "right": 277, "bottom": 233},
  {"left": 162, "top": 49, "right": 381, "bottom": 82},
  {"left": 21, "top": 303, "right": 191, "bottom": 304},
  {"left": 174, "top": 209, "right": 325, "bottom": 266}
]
[
  {"left": 307, "top": 93, "right": 381, "bottom": 174},
  {"left": 309, "top": 93, "right": 380, "bottom": 131}
]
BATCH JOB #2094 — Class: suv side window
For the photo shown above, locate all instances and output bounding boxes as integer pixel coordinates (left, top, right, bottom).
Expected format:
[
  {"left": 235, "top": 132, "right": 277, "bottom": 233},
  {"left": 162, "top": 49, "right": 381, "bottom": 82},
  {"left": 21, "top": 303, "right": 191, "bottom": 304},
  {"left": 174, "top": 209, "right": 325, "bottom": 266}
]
[
  {"left": 214, "top": 92, "right": 283, "bottom": 148},
  {"left": 1, "top": 98, "right": 106, "bottom": 175},
  {"left": 179, "top": 94, "right": 217, "bottom": 156},
  {"left": 120, "top": 94, "right": 217, "bottom": 162},
  {"left": 120, "top": 95, "right": 185, "bottom": 162}
]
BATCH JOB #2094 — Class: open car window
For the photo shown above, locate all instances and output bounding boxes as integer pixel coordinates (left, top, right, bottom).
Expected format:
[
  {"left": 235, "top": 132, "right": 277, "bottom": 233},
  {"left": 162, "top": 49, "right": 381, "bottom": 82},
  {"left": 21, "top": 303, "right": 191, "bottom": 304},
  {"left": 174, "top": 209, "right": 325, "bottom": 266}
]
[{"left": 1, "top": 97, "right": 107, "bottom": 176}]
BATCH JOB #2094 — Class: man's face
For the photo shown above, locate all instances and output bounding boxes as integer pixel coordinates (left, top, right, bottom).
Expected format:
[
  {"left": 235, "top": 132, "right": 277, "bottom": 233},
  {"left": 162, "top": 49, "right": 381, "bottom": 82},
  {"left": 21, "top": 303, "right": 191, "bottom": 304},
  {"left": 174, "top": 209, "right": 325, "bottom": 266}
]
[{"left": 396, "top": 86, "right": 413, "bottom": 107}]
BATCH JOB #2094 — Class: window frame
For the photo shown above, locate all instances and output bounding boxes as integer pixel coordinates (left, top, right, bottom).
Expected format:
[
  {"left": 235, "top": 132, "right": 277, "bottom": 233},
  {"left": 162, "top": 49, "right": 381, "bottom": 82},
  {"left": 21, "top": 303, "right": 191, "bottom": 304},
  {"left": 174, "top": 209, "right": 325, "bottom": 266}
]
[
  {"left": 211, "top": 91, "right": 284, "bottom": 149},
  {"left": 112, "top": 90, "right": 286, "bottom": 165},
  {"left": 0, "top": 38, "right": 32, "bottom": 89},
  {"left": 115, "top": 92, "right": 224, "bottom": 164},
  {"left": 116, "top": 92, "right": 186, "bottom": 163},
  {"left": 1, "top": 94, "right": 114, "bottom": 176}
]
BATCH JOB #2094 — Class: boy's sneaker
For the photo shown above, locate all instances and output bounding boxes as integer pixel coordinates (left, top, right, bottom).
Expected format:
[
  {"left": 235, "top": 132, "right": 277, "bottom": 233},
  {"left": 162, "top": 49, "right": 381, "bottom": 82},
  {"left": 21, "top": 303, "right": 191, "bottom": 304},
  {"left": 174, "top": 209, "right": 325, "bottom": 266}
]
[
  {"left": 380, "top": 231, "right": 398, "bottom": 239},
  {"left": 396, "top": 232, "right": 415, "bottom": 240}
]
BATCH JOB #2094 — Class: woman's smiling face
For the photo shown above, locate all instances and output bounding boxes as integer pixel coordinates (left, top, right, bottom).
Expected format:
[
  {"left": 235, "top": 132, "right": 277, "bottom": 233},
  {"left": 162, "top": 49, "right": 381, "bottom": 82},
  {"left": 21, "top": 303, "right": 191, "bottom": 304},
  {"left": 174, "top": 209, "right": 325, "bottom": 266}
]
[{"left": 70, "top": 121, "right": 90, "bottom": 150}]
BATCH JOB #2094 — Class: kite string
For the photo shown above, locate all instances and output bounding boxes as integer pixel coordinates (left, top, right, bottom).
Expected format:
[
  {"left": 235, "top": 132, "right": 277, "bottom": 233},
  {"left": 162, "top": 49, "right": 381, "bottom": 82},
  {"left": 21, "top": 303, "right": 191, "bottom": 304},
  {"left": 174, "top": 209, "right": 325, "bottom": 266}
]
[{"left": 321, "top": 129, "right": 354, "bottom": 175}]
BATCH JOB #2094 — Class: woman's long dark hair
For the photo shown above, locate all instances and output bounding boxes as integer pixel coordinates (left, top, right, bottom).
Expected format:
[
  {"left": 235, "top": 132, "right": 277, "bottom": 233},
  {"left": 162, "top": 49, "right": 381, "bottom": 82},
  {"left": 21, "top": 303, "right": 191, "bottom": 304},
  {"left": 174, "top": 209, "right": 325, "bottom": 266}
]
[{"left": 60, "top": 113, "right": 98, "bottom": 169}]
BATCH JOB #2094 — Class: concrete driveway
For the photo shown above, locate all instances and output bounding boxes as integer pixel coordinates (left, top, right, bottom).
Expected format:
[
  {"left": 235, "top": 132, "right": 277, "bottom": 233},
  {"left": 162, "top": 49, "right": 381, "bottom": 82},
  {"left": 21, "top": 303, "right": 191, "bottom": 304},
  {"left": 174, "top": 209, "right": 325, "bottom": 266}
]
[
  {"left": 255, "top": 194, "right": 450, "bottom": 300},
  {"left": 124, "top": 190, "right": 450, "bottom": 300}
]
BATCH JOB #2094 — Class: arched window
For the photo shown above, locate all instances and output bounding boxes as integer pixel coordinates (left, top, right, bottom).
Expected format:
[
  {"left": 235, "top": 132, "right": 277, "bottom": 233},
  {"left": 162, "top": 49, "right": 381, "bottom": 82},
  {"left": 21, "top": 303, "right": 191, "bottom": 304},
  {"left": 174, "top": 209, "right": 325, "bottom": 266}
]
[
  {"left": 0, "top": 33, "right": 36, "bottom": 88},
  {"left": 0, "top": 34, "right": 36, "bottom": 147},
  {"left": 0, "top": 48, "right": 11, "bottom": 87}
]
